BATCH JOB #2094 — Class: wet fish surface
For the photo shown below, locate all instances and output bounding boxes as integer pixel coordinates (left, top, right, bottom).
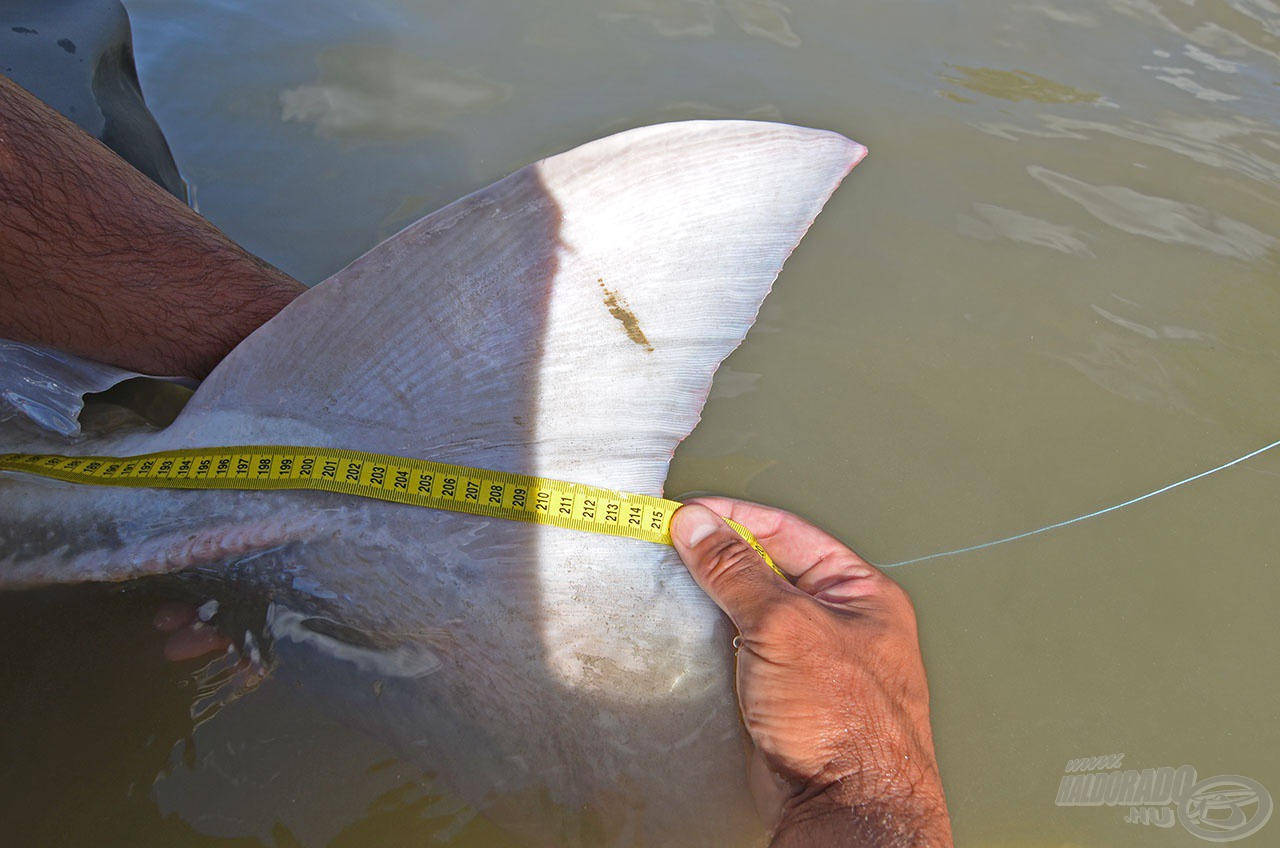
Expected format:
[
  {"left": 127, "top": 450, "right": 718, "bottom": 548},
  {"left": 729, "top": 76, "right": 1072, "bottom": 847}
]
[{"left": 0, "top": 120, "right": 863, "bottom": 846}]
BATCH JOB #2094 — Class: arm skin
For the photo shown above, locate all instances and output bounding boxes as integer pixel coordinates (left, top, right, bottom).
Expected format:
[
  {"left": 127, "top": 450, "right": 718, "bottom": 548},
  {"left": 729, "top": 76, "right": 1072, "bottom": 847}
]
[
  {"left": 670, "top": 499, "right": 953, "bottom": 847},
  {"left": 2, "top": 63, "right": 949, "bottom": 840},
  {"left": 0, "top": 73, "right": 305, "bottom": 379}
]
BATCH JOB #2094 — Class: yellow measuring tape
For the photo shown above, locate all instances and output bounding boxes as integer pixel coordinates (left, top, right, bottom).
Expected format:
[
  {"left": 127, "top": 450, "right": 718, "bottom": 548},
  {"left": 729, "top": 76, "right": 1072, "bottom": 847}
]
[{"left": 0, "top": 447, "right": 781, "bottom": 576}]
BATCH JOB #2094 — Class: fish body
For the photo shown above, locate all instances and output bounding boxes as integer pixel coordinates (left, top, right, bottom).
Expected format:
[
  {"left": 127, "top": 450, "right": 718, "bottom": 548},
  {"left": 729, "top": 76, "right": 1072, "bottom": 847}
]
[{"left": 0, "top": 121, "right": 864, "bottom": 845}]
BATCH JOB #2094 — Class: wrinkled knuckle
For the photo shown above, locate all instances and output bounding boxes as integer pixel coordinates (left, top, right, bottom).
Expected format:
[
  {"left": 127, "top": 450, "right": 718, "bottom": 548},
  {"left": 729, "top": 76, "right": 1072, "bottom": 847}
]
[{"left": 701, "top": 536, "right": 763, "bottom": 583}]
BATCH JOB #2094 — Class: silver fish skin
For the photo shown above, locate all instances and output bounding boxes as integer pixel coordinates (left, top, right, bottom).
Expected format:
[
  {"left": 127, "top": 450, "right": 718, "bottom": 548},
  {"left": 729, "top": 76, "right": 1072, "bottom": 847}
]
[{"left": 0, "top": 121, "right": 865, "bottom": 846}]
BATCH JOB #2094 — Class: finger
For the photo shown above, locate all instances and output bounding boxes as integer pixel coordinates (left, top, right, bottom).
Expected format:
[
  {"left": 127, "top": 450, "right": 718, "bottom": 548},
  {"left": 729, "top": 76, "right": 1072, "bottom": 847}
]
[
  {"left": 682, "top": 496, "right": 892, "bottom": 605},
  {"left": 163, "top": 622, "right": 232, "bottom": 662},
  {"left": 677, "top": 497, "right": 787, "bottom": 542},
  {"left": 682, "top": 496, "right": 858, "bottom": 570},
  {"left": 670, "top": 503, "right": 800, "bottom": 632},
  {"left": 153, "top": 602, "right": 198, "bottom": 633}
]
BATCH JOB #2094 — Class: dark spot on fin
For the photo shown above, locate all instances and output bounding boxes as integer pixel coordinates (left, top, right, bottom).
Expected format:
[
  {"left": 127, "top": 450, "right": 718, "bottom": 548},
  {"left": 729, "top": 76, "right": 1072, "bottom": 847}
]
[
  {"left": 598, "top": 278, "right": 654, "bottom": 353},
  {"left": 10, "top": 27, "right": 37, "bottom": 35},
  {"left": 57, "top": 38, "right": 76, "bottom": 54}
]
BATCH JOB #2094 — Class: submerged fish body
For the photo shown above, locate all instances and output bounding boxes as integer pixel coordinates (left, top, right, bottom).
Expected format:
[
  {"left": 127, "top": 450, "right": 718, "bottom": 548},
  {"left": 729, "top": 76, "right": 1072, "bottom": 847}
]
[{"left": 0, "top": 121, "right": 864, "bottom": 845}]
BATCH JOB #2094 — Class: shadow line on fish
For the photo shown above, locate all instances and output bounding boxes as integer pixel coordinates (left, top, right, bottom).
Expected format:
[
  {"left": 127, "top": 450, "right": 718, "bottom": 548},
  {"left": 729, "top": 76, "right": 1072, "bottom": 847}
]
[{"left": 0, "top": 120, "right": 864, "bottom": 846}]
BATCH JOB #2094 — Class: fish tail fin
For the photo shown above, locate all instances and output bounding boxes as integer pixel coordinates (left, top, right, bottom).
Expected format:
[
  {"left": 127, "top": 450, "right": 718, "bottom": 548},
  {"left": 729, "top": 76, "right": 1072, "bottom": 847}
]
[{"left": 155, "top": 121, "right": 865, "bottom": 497}]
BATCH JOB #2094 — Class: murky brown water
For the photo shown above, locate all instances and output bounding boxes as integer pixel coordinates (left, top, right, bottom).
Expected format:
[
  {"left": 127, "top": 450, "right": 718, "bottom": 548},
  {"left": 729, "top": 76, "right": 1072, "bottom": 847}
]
[{"left": 3, "top": 0, "right": 1278, "bottom": 844}]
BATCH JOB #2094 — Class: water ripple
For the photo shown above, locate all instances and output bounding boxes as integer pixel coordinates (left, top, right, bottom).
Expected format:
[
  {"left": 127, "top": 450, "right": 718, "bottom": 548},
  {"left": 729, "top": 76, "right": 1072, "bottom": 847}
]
[
  {"left": 974, "top": 114, "right": 1280, "bottom": 189},
  {"left": 957, "top": 203, "right": 1095, "bottom": 256},
  {"left": 599, "top": 0, "right": 800, "bottom": 46},
  {"left": 279, "top": 44, "right": 511, "bottom": 141},
  {"left": 1029, "top": 165, "right": 1277, "bottom": 260}
]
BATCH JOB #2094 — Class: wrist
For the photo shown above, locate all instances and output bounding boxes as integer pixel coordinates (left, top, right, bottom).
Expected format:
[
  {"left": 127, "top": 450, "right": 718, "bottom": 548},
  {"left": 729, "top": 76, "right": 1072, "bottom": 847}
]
[{"left": 771, "top": 763, "right": 952, "bottom": 847}]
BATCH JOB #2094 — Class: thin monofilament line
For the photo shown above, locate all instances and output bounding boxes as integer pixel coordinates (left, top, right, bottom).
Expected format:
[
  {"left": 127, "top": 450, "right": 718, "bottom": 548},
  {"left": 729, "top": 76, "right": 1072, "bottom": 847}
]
[{"left": 878, "top": 436, "right": 1280, "bottom": 568}]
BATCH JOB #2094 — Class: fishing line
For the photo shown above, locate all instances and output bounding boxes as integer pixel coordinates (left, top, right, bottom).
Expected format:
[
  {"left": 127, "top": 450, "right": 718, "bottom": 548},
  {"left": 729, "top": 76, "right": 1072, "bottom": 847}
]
[
  {"left": 877, "top": 436, "right": 1280, "bottom": 568},
  {"left": 9, "top": 437, "right": 1278, "bottom": 576}
]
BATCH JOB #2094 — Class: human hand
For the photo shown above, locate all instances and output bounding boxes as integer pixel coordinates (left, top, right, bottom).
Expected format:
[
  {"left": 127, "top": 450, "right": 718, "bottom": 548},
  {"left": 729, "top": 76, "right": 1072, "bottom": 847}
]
[
  {"left": 670, "top": 498, "right": 952, "bottom": 847},
  {"left": 153, "top": 601, "right": 231, "bottom": 662}
]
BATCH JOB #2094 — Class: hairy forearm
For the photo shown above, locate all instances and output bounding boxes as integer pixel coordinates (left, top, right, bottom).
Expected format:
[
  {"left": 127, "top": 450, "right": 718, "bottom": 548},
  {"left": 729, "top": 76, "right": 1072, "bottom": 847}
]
[{"left": 0, "top": 74, "right": 304, "bottom": 378}]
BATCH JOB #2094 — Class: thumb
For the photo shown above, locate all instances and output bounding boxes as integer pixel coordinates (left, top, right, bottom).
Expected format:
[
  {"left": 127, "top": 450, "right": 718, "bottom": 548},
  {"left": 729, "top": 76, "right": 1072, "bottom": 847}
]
[{"left": 671, "top": 503, "right": 792, "bottom": 631}]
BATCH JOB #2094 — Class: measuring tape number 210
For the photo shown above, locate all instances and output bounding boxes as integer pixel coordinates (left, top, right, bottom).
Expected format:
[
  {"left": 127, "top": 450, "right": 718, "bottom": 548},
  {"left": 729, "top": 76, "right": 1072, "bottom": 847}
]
[{"left": 0, "top": 446, "right": 782, "bottom": 576}]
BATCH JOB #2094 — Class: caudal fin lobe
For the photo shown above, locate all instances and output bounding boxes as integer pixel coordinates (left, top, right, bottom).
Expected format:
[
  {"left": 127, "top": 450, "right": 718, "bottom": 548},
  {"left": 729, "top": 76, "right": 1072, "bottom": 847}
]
[
  {"left": 156, "top": 121, "right": 865, "bottom": 497},
  {"left": 1, "top": 122, "right": 865, "bottom": 593}
]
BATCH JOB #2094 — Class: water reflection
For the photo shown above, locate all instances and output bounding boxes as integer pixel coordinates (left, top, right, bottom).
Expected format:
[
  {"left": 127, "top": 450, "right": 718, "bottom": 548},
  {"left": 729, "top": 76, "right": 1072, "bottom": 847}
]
[
  {"left": 1091, "top": 303, "right": 1216, "bottom": 345},
  {"left": 724, "top": 0, "right": 801, "bottom": 47},
  {"left": 1057, "top": 330, "right": 1194, "bottom": 411},
  {"left": 599, "top": 0, "right": 800, "bottom": 46},
  {"left": 7, "top": 0, "right": 1278, "bottom": 845},
  {"left": 1144, "top": 59, "right": 1242, "bottom": 103},
  {"left": 973, "top": 114, "right": 1280, "bottom": 188},
  {"left": 1183, "top": 43, "right": 1246, "bottom": 75},
  {"left": 1029, "top": 165, "right": 1276, "bottom": 261},
  {"left": 940, "top": 65, "right": 1103, "bottom": 104},
  {"left": 957, "top": 202, "right": 1095, "bottom": 256},
  {"left": 280, "top": 44, "right": 511, "bottom": 141},
  {"left": 1107, "top": 0, "right": 1280, "bottom": 61}
]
